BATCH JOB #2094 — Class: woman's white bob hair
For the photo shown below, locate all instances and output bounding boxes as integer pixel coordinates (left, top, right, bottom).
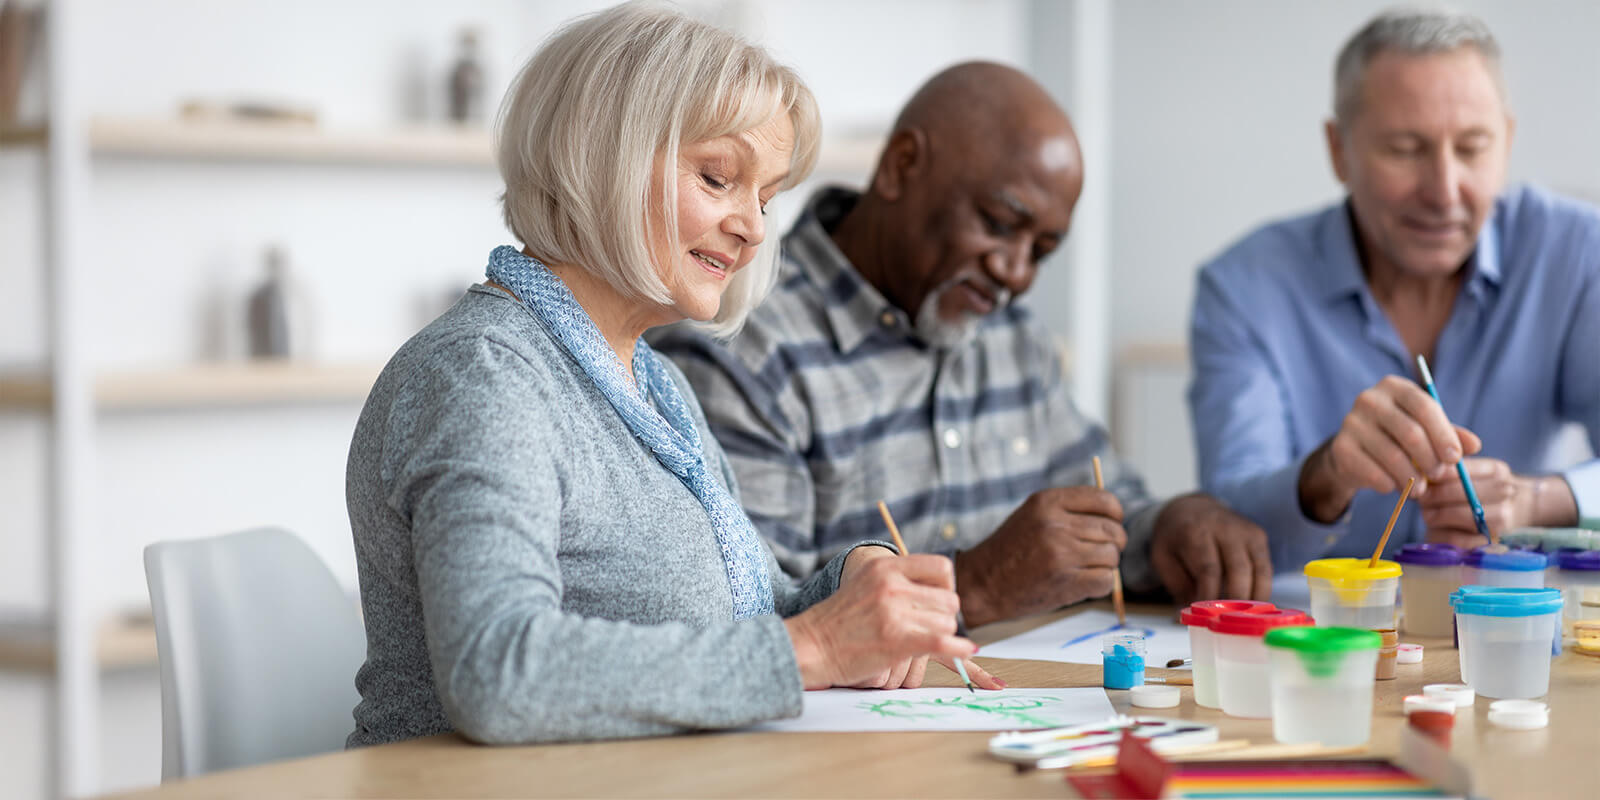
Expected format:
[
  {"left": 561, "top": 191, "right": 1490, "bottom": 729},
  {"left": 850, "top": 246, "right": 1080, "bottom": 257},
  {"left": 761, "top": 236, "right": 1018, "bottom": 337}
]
[{"left": 496, "top": 1, "right": 821, "bottom": 336}]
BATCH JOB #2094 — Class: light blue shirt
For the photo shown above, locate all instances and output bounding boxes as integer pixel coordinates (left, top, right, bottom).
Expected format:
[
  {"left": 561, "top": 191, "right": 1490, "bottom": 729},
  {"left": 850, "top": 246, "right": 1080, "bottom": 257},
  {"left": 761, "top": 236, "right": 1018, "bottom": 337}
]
[{"left": 1189, "top": 184, "right": 1600, "bottom": 570}]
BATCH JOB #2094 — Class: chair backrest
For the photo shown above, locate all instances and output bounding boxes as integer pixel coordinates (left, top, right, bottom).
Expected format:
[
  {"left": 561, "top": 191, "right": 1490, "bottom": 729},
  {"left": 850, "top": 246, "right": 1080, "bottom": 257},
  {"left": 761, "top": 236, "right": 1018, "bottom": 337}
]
[{"left": 143, "top": 527, "right": 365, "bottom": 780}]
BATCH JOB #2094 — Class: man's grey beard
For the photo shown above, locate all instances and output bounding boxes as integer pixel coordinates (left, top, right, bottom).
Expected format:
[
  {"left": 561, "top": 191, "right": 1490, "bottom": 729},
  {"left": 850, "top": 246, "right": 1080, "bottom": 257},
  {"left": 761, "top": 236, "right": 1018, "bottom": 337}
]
[{"left": 913, "top": 276, "right": 1012, "bottom": 350}]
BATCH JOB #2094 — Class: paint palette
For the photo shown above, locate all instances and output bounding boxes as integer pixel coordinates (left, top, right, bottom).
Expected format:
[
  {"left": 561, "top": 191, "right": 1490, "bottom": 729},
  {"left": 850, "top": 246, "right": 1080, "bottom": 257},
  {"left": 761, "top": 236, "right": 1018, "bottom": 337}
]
[{"left": 987, "top": 715, "right": 1218, "bottom": 769}]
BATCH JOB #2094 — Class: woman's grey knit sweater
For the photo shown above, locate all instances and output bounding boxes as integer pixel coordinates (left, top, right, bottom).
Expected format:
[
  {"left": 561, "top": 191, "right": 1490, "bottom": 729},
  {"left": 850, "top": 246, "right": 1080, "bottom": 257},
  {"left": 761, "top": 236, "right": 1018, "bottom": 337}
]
[{"left": 345, "top": 285, "right": 864, "bottom": 747}]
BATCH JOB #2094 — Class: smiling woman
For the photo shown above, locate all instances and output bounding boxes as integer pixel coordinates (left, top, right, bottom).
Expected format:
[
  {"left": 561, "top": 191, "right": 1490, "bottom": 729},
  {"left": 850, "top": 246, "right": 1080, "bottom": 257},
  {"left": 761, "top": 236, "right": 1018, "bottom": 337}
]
[{"left": 342, "top": 1, "right": 993, "bottom": 750}]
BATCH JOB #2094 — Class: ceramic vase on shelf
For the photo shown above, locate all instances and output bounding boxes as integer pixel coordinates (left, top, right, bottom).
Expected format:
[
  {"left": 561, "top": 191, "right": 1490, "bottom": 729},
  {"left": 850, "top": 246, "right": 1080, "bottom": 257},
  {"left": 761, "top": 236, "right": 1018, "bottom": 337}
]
[{"left": 246, "top": 245, "right": 316, "bottom": 361}]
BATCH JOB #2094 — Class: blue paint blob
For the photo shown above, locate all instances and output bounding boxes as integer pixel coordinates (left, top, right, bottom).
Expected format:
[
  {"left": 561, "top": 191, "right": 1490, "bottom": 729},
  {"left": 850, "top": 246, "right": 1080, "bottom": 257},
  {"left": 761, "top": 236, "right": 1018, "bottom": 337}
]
[{"left": 1102, "top": 643, "right": 1145, "bottom": 689}]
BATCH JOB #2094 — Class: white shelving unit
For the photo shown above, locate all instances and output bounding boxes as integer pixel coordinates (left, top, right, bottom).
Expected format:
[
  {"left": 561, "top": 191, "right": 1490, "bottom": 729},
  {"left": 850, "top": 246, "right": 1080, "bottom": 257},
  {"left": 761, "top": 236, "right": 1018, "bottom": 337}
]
[{"left": 6, "top": 77, "right": 882, "bottom": 800}]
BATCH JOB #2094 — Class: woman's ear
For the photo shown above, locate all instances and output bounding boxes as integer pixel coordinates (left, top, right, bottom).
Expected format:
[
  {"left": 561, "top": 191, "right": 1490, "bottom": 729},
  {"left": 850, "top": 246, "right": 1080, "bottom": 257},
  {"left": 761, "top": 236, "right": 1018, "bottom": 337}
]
[{"left": 871, "top": 128, "right": 928, "bottom": 203}]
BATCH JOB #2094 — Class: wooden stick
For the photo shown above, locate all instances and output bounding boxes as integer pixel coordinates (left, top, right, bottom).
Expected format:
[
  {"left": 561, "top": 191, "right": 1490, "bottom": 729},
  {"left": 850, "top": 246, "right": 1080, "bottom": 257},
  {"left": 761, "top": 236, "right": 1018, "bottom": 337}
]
[
  {"left": 1094, "top": 456, "right": 1126, "bottom": 627},
  {"left": 876, "top": 500, "right": 909, "bottom": 556},
  {"left": 1371, "top": 477, "right": 1415, "bottom": 567},
  {"left": 1178, "top": 742, "right": 1368, "bottom": 761},
  {"left": 1066, "top": 739, "right": 1252, "bottom": 770}
]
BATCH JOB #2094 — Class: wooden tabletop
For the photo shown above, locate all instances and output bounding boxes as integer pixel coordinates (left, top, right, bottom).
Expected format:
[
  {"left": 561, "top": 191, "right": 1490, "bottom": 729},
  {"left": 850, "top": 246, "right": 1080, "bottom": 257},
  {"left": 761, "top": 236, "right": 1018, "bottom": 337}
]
[{"left": 106, "top": 602, "right": 1600, "bottom": 799}]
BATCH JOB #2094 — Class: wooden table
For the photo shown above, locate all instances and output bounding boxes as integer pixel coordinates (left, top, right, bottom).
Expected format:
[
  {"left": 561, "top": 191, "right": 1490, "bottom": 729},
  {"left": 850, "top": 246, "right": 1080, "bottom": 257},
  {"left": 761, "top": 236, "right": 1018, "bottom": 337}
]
[{"left": 106, "top": 602, "right": 1600, "bottom": 798}]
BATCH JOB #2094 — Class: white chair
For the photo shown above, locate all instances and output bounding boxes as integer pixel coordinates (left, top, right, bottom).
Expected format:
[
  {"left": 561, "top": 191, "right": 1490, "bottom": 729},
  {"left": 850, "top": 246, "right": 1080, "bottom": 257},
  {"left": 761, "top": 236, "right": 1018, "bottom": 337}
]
[{"left": 143, "top": 527, "right": 365, "bottom": 780}]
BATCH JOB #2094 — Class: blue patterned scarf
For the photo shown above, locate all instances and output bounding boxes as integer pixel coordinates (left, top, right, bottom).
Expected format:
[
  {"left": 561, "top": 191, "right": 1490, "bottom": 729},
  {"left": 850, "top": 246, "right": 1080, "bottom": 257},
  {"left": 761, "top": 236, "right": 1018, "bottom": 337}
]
[{"left": 485, "top": 245, "right": 775, "bottom": 619}]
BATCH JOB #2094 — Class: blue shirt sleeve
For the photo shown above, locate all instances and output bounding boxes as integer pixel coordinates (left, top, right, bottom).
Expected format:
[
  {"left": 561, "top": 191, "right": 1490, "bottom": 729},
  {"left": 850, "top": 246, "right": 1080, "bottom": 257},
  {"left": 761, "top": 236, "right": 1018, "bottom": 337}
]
[{"left": 1189, "top": 266, "right": 1351, "bottom": 568}]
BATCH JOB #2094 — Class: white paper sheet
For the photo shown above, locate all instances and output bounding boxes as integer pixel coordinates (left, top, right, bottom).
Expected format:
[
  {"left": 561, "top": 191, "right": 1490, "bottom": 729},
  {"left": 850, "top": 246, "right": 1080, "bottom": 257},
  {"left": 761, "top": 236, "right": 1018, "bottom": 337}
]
[
  {"left": 977, "top": 609, "right": 1192, "bottom": 668},
  {"left": 746, "top": 687, "right": 1116, "bottom": 733}
]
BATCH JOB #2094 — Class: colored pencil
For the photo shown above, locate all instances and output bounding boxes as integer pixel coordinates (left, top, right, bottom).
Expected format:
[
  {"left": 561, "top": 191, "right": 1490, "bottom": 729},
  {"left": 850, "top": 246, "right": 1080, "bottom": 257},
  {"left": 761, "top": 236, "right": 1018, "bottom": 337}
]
[{"left": 876, "top": 500, "right": 975, "bottom": 693}]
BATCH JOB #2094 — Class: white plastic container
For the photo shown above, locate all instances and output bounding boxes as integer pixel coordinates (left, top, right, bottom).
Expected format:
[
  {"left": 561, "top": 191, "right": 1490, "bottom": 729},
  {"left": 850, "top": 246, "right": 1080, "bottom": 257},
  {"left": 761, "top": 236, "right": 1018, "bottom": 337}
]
[
  {"left": 1451, "top": 587, "right": 1563, "bottom": 699},
  {"left": 1554, "top": 550, "right": 1600, "bottom": 641},
  {"left": 1180, "top": 600, "right": 1276, "bottom": 709},
  {"left": 1395, "top": 543, "right": 1463, "bottom": 638},
  {"left": 1211, "top": 608, "right": 1311, "bottom": 719},
  {"left": 1463, "top": 548, "right": 1546, "bottom": 589},
  {"left": 1265, "top": 627, "right": 1381, "bottom": 746},
  {"left": 1304, "top": 558, "right": 1401, "bottom": 629}
]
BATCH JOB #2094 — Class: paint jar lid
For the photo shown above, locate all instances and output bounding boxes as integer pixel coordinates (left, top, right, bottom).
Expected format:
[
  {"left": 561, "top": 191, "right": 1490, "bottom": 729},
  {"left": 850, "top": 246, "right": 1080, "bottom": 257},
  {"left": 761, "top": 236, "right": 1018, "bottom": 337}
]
[
  {"left": 1488, "top": 699, "right": 1549, "bottom": 730},
  {"left": 1557, "top": 549, "right": 1600, "bottom": 571},
  {"left": 1210, "top": 608, "right": 1311, "bottom": 636},
  {"left": 1403, "top": 694, "right": 1457, "bottom": 715},
  {"left": 1304, "top": 557, "right": 1402, "bottom": 581},
  {"left": 1395, "top": 543, "right": 1465, "bottom": 566},
  {"left": 1129, "top": 684, "right": 1180, "bottom": 708},
  {"left": 1423, "top": 683, "right": 1476, "bottom": 708},
  {"left": 1396, "top": 643, "right": 1424, "bottom": 664},
  {"left": 1450, "top": 586, "right": 1563, "bottom": 617},
  {"left": 1264, "top": 626, "right": 1381, "bottom": 653},
  {"left": 1179, "top": 599, "right": 1276, "bottom": 627},
  {"left": 1464, "top": 547, "right": 1548, "bottom": 571}
]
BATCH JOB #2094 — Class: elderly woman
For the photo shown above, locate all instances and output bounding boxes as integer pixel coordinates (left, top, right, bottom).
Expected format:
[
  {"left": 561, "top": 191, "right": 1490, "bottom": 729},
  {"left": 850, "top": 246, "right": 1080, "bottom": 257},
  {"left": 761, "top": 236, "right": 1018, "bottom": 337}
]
[{"left": 345, "top": 3, "right": 997, "bottom": 748}]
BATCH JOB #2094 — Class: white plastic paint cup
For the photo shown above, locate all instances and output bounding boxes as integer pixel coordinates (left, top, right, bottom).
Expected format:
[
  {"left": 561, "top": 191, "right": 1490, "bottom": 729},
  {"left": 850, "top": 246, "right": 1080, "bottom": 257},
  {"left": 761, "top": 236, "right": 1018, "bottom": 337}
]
[
  {"left": 1211, "top": 608, "right": 1311, "bottom": 719},
  {"left": 1180, "top": 599, "right": 1276, "bottom": 709},
  {"left": 1450, "top": 587, "right": 1563, "bottom": 699},
  {"left": 1264, "top": 627, "right": 1381, "bottom": 746},
  {"left": 1395, "top": 544, "right": 1464, "bottom": 638}
]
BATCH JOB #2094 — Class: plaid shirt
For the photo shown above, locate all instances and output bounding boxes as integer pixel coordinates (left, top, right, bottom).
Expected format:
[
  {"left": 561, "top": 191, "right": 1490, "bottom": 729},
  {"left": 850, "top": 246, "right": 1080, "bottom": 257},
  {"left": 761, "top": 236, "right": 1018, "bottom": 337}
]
[{"left": 653, "top": 187, "right": 1164, "bottom": 591}]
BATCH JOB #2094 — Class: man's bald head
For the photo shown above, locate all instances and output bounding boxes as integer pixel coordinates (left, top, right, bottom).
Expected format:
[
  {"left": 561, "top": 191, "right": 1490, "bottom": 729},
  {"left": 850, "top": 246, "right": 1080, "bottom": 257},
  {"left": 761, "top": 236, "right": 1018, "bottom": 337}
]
[
  {"left": 892, "top": 62, "right": 1081, "bottom": 182},
  {"left": 831, "top": 61, "right": 1083, "bottom": 347}
]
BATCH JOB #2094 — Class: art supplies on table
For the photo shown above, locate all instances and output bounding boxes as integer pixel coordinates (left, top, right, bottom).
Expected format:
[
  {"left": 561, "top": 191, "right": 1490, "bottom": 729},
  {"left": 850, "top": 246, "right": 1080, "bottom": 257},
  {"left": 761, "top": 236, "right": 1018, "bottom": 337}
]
[
  {"left": 746, "top": 687, "right": 1114, "bottom": 733},
  {"left": 979, "top": 609, "right": 1192, "bottom": 668},
  {"left": 987, "top": 715, "right": 1219, "bottom": 770}
]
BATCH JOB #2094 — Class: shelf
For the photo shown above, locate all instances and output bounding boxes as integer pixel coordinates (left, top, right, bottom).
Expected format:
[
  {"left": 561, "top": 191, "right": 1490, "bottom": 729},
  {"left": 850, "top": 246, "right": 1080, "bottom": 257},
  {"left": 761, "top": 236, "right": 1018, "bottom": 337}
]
[
  {"left": 88, "top": 116, "right": 495, "bottom": 167},
  {"left": 0, "top": 616, "right": 158, "bottom": 672},
  {"left": 0, "top": 361, "right": 384, "bottom": 411},
  {"left": 0, "top": 122, "right": 47, "bottom": 148},
  {"left": 5, "top": 115, "right": 885, "bottom": 175}
]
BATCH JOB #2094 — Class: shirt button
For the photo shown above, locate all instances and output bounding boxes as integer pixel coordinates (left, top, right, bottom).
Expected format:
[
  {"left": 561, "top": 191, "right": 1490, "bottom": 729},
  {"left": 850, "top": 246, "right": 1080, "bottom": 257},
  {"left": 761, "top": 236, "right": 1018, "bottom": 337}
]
[
  {"left": 1325, "top": 534, "right": 1339, "bottom": 547},
  {"left": 879, "top": 310, "right": 896, "bottom": 327},
  {"left": 1011, "top": 437, "right": 1030, "bottom": 455},
  {"left": 941, "top": 524, "right": 958, "bottom": 541},
  {"left": 942, "top": 428, "right": 962, "bottom": 449}
]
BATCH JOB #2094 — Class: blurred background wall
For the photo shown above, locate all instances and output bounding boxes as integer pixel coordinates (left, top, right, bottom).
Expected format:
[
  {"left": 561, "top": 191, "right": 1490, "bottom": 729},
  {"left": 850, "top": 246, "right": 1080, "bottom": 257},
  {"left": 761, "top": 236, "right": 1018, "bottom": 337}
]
[{"left": 0, "top": 1, "right": 1594, "bottom": 797}]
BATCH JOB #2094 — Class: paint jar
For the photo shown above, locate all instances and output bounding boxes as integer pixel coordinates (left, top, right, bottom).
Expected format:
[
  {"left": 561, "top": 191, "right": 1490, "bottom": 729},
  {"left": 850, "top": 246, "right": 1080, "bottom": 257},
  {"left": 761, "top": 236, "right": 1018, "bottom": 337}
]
[
  {"left": 1374, "top": 628, "right": 1399, "bottom": 680},
  {"left": 1450, "top": 587, "right": 1563, "bottom": 699},
  {"left": 1102, "top": 631, "right": 1146, "bottom": 690},
  {"left": 1264, "top": 626, "right": 1381, "bottom": 746},
  {"left": 1395, "top": 543, "right": 1463, "bottom": 638},
  {"left": 1180, "top": 599, "right": 1276, "bottom": 709},
  {"left": 1553, "top": 549, "right": 1600, "bottom": 643},
  {"left": 1462, "top": 547, "right": 1547, "bottom": 588},
  {"left": 1211, "top": 608, "right": 1311, "bottom": 719},
  {"left": 1303, "top": 558, "right": 1401, "bottom": 629}
]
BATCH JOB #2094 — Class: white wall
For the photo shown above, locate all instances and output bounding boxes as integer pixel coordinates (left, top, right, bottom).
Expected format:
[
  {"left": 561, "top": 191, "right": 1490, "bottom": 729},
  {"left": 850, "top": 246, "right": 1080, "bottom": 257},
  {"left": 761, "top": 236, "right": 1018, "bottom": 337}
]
[{"left": 0, "top": 2, "right": 1033, "bottom": 797}]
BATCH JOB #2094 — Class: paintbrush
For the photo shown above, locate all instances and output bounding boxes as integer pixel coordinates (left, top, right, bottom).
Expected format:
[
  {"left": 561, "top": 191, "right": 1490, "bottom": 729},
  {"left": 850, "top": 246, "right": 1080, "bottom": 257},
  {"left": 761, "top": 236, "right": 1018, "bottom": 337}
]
[
  {"left": 1415, "top": 355, "right": 1494, "bottom": 547},
  {"left": 1371, "top": 477, "right": 1415, "bottom": 566},
  {"left": 877, "top": 500, "right": 975, "bottom": 693},
  {"left": 1093, "top": 456, "right": 1126, "bottom": 627}
]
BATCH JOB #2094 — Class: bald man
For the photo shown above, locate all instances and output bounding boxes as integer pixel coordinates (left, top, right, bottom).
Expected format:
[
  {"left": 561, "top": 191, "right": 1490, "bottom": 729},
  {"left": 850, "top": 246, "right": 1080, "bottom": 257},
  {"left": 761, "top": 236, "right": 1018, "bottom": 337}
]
[{"left": 653, "top": 63, "right": 1272, "bottom": 626}]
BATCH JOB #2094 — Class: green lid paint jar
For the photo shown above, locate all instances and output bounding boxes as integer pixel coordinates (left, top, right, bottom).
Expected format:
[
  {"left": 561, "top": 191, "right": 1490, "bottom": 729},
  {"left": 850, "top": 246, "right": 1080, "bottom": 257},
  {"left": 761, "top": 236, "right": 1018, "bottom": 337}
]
[{"left": 1264, "top": 627, "right": 1382, "bottom": 746}]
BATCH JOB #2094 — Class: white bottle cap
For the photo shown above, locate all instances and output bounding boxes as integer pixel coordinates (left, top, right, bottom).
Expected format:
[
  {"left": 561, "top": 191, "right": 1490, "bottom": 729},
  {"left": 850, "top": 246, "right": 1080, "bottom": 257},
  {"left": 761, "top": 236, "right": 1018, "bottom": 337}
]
[
  {"left": 1423, "top": 683, "right": 1476, "bottom": 708},
  {"left": 1129, "top": 684, "right": 1180, "bottom": 708},
  {"left": 1403, "top": 694, "right": 1456, "bottom": 716},
  {"left": 1396, "top": 643, "right": 1424, "bottom": 664},
  {"left": 1488, "top": 699, "right": 1549, "bottom": 730}
]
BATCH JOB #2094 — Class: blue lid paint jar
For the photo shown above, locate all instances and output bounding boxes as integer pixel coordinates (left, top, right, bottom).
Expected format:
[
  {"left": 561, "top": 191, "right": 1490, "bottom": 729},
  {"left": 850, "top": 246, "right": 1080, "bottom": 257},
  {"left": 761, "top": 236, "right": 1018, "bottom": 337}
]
[{"left": 1102, "top": 631, "right": 1146, "bottom": 690}]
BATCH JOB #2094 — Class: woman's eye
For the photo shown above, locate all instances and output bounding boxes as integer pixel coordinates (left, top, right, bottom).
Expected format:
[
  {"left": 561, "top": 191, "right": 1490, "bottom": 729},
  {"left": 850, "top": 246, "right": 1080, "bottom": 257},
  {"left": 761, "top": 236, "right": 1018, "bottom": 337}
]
[{"left": 701, "top": 173, "right": 727, "bottom": 190}]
